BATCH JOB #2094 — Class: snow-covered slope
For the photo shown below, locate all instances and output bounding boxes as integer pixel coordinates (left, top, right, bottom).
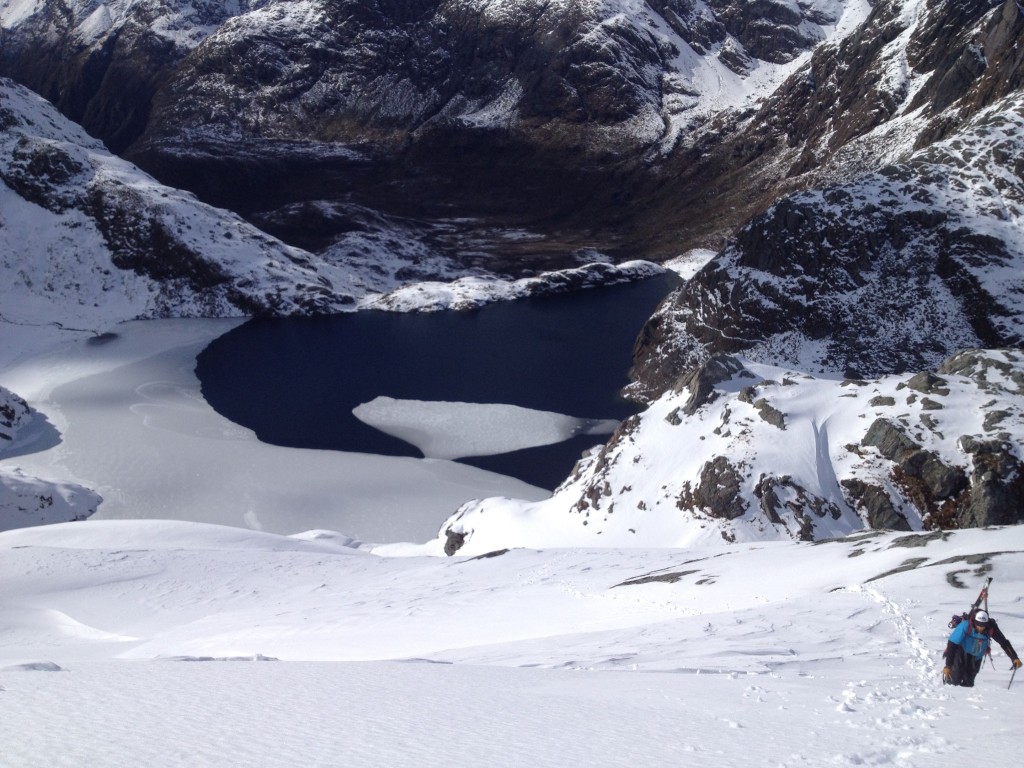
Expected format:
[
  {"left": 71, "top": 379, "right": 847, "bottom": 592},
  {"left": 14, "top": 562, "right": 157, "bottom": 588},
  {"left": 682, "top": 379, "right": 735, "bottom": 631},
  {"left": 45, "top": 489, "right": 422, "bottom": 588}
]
[
  {"left": 1, "top": 520, "right": 1022, "bottom": 765},
  {"left": 441, "top": 349, "right": 1024, "bottom": 555},
  {"left": 1, "top": 385, "right": 100, "bottom": 530},
  {"left": 0, "top": 77, "right": 367, "bottom": 324}
]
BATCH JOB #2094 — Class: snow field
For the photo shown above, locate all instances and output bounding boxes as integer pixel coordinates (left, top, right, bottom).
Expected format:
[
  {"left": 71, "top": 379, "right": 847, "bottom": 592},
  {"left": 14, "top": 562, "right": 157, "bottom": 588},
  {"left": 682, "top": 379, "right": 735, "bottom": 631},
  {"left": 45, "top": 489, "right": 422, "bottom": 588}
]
[{"left": 1, "top": 523, "right": 1022, "bottom": 766}]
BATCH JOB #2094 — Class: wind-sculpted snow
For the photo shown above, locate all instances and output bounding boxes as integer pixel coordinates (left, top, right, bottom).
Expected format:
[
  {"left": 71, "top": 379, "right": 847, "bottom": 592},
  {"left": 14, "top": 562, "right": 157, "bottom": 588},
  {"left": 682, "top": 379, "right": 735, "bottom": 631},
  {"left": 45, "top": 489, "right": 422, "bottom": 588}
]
[
  {"left": 440, "top": 349, "right": 1024, "bottom": 555},
  {"left": 2, "top": 522, "right": 1023, "bottom": 766}
]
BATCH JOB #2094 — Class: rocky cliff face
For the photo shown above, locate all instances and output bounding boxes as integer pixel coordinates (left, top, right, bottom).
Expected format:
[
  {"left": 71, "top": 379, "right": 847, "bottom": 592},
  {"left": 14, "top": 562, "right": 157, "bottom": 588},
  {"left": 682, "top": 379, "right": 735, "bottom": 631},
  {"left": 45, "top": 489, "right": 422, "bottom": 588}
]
[
  {"left": 0, "top": 0, "right": 267, "bottom": 152},
  {"left": 629, "top": 0, "right": 1024, "bottom": 401},
  {"left": 2, "top": 0, "right": 861, "bottom": 274}
]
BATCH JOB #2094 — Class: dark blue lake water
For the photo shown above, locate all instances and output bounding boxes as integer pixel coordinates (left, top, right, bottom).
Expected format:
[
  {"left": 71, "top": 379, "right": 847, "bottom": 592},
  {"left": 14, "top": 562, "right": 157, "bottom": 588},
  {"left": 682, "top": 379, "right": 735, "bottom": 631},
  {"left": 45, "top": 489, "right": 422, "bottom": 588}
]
[{"left": 196, "top": 276, "right": 679, "bottom": 489}]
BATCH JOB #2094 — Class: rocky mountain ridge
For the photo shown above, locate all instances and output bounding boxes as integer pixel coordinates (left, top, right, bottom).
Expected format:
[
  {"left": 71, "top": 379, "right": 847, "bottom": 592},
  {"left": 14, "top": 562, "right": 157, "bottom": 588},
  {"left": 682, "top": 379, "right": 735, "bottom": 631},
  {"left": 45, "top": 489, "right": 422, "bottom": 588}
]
[
  {"left": 0, "top": 77, "right": 361, "bottom": 323},
  {"left": 2, "top": 0, "right": 865, "bottom": 273},
  {"left": 628, "top": 90, "right": 1024, "bottom": 400}
]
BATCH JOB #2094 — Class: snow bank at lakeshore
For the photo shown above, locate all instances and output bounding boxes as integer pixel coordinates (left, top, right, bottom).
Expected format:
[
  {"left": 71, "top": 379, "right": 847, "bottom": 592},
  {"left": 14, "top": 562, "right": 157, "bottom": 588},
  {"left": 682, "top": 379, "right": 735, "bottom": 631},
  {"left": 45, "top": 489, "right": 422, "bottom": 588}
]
[
  {"left": 1, "top": 521, "right": 1022, "bottom": 766},
  {"left": 0, "top": 320, "right": 548, "bottom": 543}
]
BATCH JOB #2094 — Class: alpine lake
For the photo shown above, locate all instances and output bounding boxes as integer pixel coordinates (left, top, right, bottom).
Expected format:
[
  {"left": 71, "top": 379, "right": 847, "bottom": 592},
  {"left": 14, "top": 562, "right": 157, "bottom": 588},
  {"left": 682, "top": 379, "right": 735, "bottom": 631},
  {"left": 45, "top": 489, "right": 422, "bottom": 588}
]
[{"left": 196, "top": 275, "right": 679, "bottom": 490}]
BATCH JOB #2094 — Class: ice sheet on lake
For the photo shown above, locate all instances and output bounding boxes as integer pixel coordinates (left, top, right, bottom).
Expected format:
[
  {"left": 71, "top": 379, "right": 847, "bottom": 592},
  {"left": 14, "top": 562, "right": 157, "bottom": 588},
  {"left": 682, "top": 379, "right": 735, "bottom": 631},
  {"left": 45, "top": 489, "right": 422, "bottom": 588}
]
[
  {"left": 353, "top": 396, "right": 620, "bottom": 459},
  {"left": 0, "top": 320, "right": 550, "bottom": 543}
]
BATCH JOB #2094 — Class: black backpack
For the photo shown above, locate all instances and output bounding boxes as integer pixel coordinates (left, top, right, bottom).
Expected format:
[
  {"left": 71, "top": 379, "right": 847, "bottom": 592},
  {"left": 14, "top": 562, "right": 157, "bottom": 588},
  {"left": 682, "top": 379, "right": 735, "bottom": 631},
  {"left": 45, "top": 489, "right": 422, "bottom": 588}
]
[{"left": 949, "top": 609, "right": 995, "bottom": 638}]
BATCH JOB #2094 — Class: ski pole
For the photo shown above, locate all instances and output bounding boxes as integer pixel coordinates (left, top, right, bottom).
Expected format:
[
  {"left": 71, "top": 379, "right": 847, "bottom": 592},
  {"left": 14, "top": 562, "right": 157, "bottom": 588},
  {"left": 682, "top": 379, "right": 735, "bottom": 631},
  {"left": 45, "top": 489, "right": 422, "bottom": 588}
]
[{"left": 1010, "top": 666, "right": 1018, "bottom": 691}]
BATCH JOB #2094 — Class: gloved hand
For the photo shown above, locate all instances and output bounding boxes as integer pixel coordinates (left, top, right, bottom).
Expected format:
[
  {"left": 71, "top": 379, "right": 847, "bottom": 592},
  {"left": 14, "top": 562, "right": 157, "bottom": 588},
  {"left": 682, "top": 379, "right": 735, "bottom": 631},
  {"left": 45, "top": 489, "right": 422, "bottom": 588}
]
[
  {"left": 943, "top": 667, "right": 953, "bottom": 684},
  {"left": 1013, "top": 658, "right": 1022, "bottom": 670}
]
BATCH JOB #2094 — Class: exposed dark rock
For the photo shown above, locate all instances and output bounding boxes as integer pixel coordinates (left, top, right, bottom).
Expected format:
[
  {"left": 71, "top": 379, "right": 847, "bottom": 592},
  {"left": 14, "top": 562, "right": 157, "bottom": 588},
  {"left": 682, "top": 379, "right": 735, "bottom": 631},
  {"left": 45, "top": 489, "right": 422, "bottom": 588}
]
[
  {"left": 444, "top": 527, "right": 467, "bottom": 556},
  {"left": 958, "top": 435, "right": 999, "bottom": 455},
  {"left": 752, "top": 398, "right": 786, "bottom": 430},
  {"left": 982, "top": 411, "right": 1010, "bottom": 432},
  {"left": 862, "top": 417, "right": 969, "bottom": 519},
  {"left": 958, "top": 446, "right": 1024, "bottom": 528},
  {"left": 465, "top": 549, "right": 510, "bottom": 561},
  {"left": 888, "top": 531, "right": 949, "bottom": 548},
  {"left": 863, "top": 419, "right": 920, "bottom": 464},
  {"left": 753, "top": 473, "right": 840, "bottom": 540},
  {"left": 753, "top": 473, "right": 784, "bottom": 524},
  {"left": 938, "top": 349, "right": 1024, "bottom": 394},
  {"left": 0, "top": 387, "right": 31, "bottom": 443},
  {"left": 613, "top": 569, "right": 701, "bottom": 587},
  {"left": 735, "top": 386, "right": 786, "bottom": 428},
  {"left": 678, "top": 456, "right": 746, "bottom": 520},
  {"left": 0, "top": 136, "right": 83, "bottom": 213},
  {"left": 865, "top": 557, "right": 930, "bottom": 582},
  {"left": 841, "top": 477, "right": 913, "bottom": 531},
  {"left": 673, "top": 354, "right": 752, "bottom": 416},
  {"left": 906, "top": 371, "right": 950, "bottom": 396}
]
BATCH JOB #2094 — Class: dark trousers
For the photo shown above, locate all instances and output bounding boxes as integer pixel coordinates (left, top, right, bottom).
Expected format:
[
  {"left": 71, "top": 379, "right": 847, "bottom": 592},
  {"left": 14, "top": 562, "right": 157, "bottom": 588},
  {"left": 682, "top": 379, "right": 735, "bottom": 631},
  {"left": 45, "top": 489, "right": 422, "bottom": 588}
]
[{"left": 948, "top": 645, "right": 983, "bottom": 687}]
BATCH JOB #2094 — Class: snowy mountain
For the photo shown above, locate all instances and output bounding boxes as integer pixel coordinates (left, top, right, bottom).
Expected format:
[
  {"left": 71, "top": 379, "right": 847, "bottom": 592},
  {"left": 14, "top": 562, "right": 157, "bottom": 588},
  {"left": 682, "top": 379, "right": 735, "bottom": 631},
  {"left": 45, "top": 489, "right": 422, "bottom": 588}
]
[
  {"left": 1, "top": 0, "right": 873, "bottom": 273},
  {"left": 629, "top": 92, "right": 1024, "bottom": 398},
  {"left": 0, "top": 77, "right": 366, "bottom": 322},
  {"left": 3, "top": 76, "right": 647, "bottom": 324},
  {"left": 1, "top": 0, "right": 1024, "bottom": 547}
]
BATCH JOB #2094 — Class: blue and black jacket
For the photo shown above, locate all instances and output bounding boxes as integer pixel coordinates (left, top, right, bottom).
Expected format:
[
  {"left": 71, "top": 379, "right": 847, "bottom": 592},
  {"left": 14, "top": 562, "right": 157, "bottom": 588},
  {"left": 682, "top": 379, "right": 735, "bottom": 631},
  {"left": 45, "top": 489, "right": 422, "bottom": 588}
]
[{"left": 944, "top": 617, "right": 1018, "bottom": 664}]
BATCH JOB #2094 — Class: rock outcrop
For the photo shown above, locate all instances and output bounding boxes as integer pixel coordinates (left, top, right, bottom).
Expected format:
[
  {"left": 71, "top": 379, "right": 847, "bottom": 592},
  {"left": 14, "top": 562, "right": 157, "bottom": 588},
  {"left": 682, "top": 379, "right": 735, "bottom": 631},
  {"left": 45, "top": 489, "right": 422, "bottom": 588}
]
[
  {"left": 439, "top": 350, "right": 1024, "bottom": 552},
  {"left": 1, "top": 386, "right": 101, "bottom": 531}
]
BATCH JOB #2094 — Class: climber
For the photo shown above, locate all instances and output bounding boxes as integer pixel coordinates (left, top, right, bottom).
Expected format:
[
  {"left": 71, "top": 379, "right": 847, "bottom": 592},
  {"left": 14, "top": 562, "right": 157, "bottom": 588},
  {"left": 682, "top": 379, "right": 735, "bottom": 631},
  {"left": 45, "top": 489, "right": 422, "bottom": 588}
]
[{"left": 943, "top": 609, "right": 1022, "bottom": 687}]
